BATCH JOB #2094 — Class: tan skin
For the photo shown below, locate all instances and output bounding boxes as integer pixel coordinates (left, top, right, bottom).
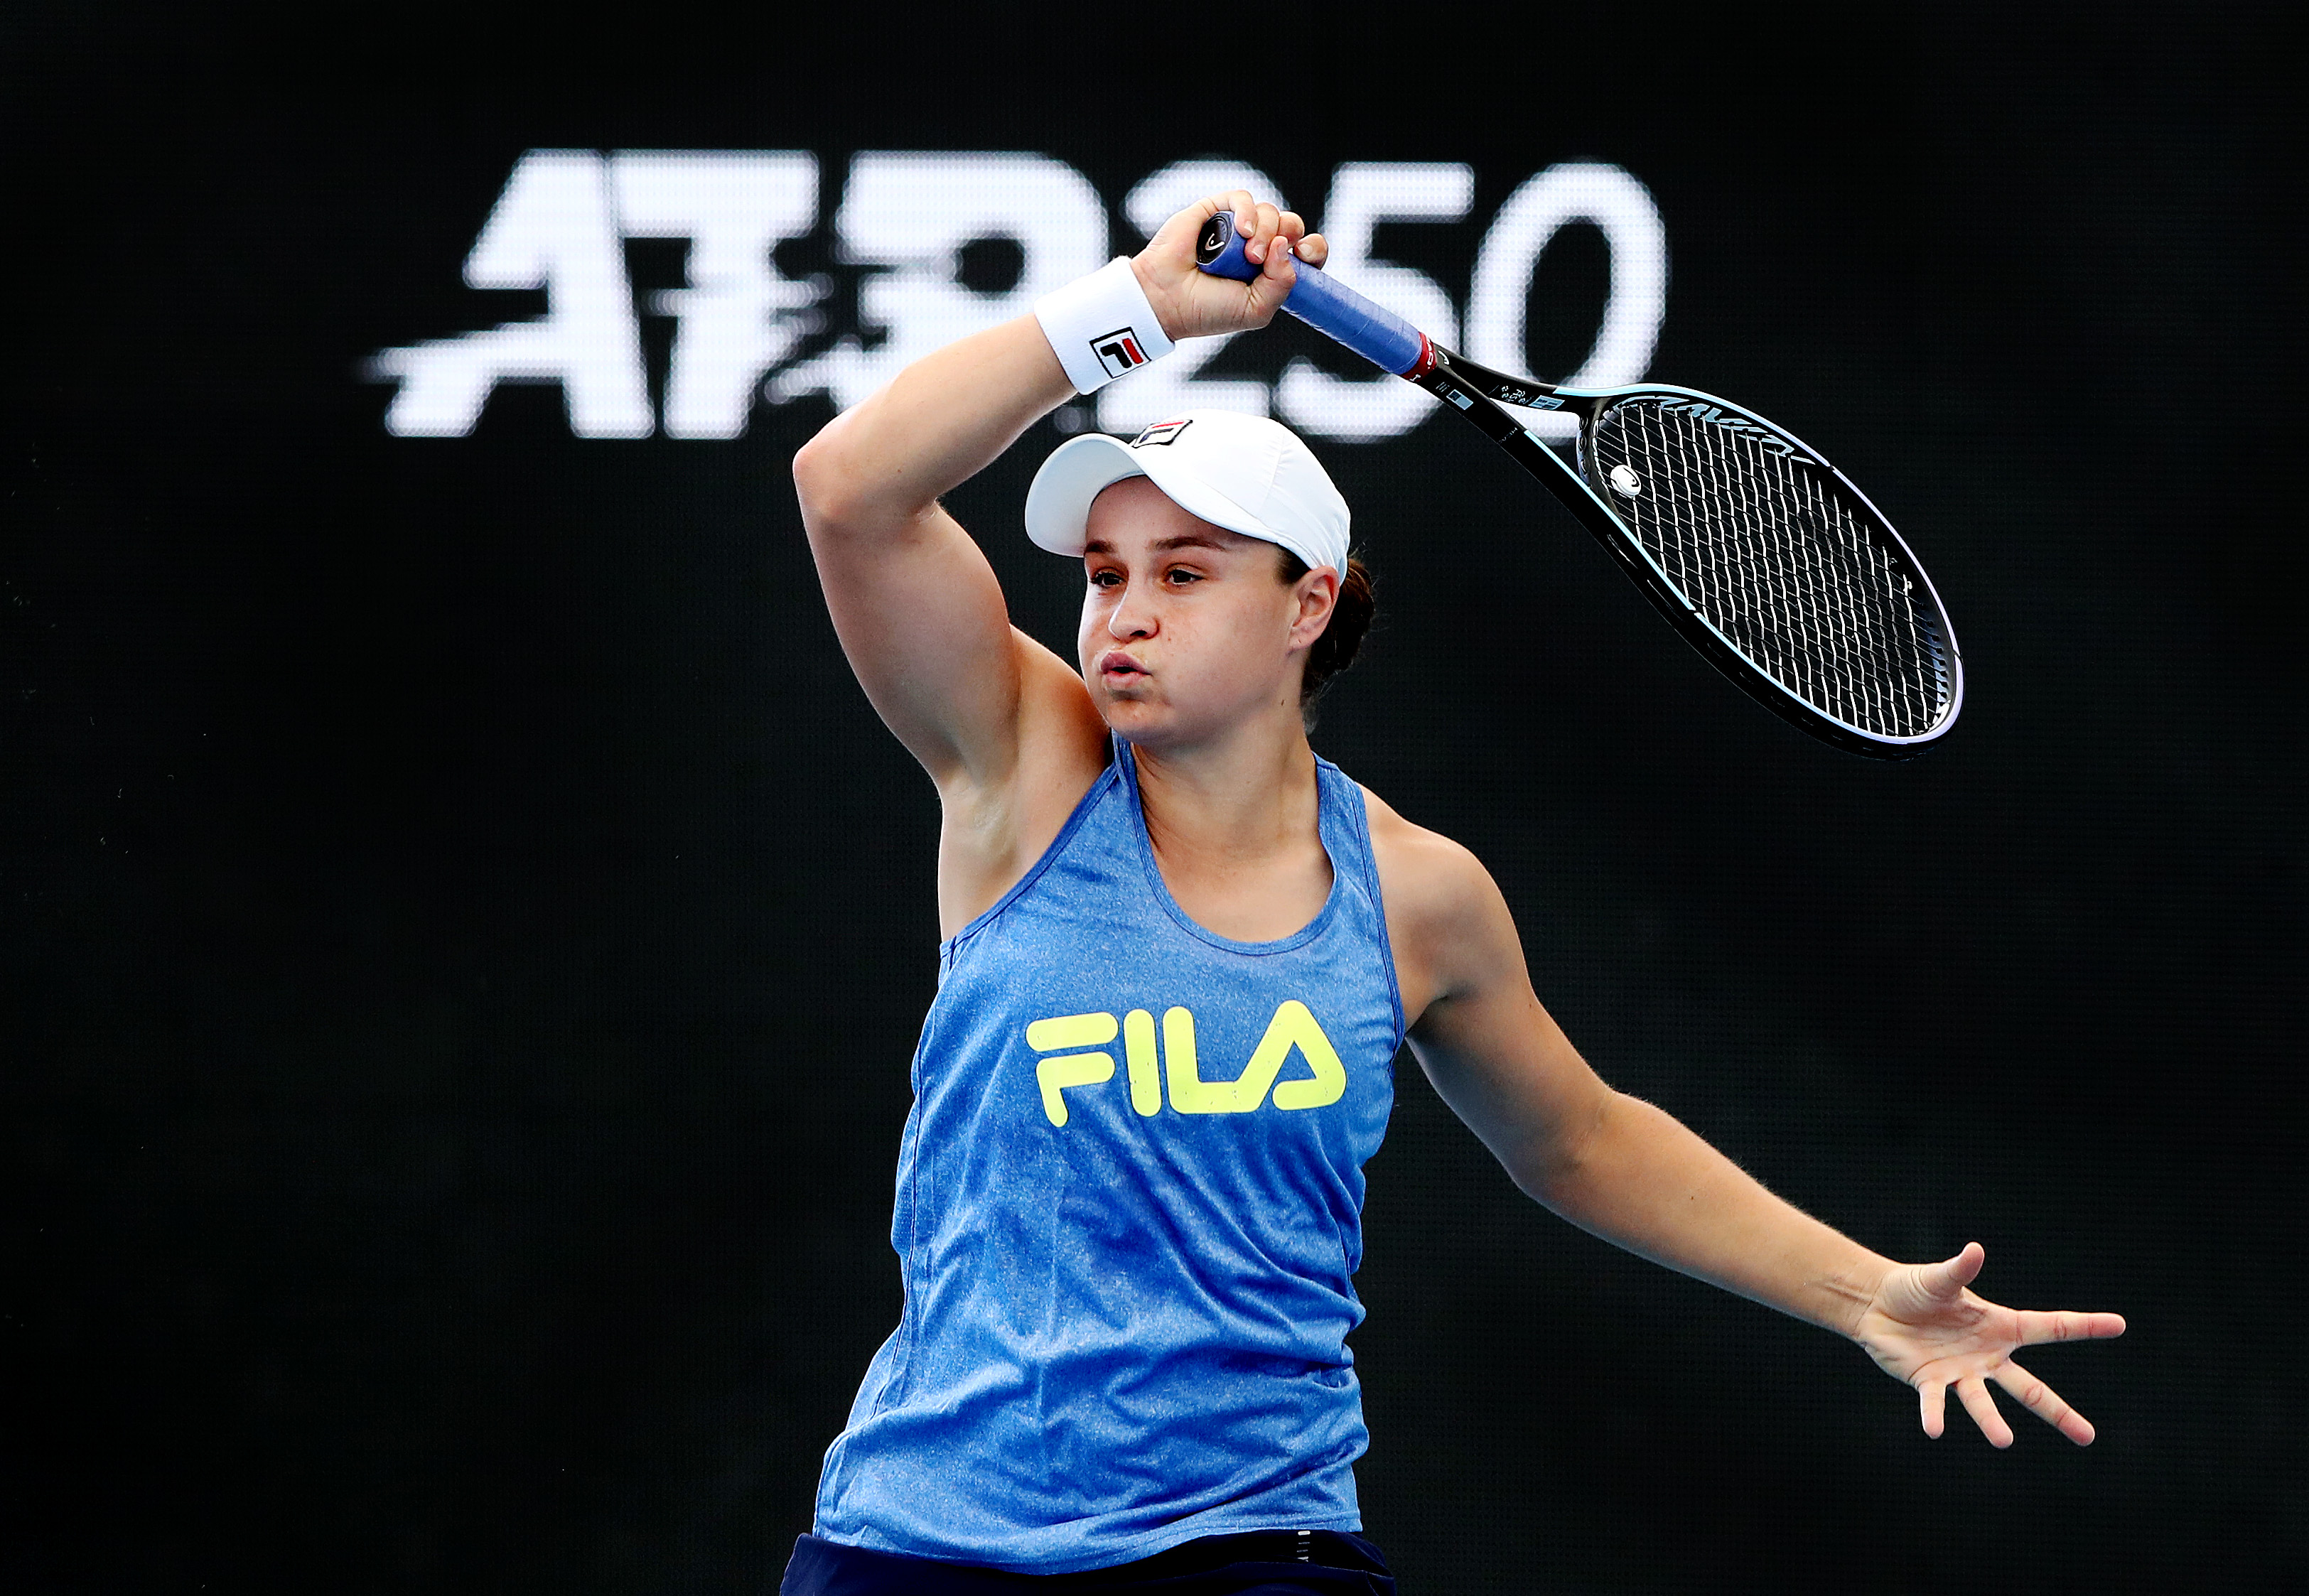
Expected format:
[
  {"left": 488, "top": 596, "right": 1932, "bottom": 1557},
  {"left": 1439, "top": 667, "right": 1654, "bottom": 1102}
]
[{"left": 794, "top": 190, "right": 2123, "bottom": 1450}]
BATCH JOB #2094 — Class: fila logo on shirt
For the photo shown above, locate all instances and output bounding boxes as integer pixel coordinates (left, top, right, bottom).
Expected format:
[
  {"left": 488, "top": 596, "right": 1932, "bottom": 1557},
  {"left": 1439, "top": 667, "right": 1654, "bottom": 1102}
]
[
  {"left": 1025, "top": 1001, "right": 1346, "bottom": 1128},
  {"left": 1091, "top": 327, "right": 1153, "bottom": 380}
]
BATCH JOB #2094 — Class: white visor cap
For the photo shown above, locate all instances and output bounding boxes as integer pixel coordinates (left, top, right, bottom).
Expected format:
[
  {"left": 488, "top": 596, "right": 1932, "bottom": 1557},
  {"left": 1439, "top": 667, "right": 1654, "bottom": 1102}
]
[{"left": 1023, "top": 411, "right": 1350, "bottom": 574}]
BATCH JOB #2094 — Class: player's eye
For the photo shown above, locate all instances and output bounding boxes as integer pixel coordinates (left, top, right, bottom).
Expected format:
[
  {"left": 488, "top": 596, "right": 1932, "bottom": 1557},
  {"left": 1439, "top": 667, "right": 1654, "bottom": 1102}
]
[{"left": 1164, "top": 566, "right": 1203, "bottom": 585}]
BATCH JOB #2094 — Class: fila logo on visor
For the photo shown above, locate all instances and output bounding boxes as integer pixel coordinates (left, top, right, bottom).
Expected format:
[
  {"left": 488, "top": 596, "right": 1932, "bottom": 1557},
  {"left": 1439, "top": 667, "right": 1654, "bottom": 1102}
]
[
  {"left": 1092, "top": 328, "right": 1152, "bottom": 379},
  {"left": 1131, "top": 418, "right": 1192, "bottom": 448}
]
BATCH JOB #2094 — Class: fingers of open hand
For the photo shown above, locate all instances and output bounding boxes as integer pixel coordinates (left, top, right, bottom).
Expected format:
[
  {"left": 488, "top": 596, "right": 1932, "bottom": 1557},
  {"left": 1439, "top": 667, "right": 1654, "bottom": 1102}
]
[
  {"left": 1916, "top": 1377, "right": 1947, "bottom": 1440},
  {"left": 1993, "top": 1359, "right": 2096, "bottom": 1446},
  {"left": 1955, "top": 1374, "right": 2015, "bottom": 1448},
  {"left": 2016, "top": 1307, "right": 2128, "bottom": 1346},
  {"left": 1928, "top": 1241, "right": 1986, "bottom": 1298}
]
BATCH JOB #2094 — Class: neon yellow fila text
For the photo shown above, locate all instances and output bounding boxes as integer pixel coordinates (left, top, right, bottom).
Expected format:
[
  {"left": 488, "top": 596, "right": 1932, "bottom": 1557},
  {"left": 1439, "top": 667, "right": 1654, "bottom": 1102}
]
[{"left": 1026, "top": 1002, "right": 1347, "bottom": 1128}]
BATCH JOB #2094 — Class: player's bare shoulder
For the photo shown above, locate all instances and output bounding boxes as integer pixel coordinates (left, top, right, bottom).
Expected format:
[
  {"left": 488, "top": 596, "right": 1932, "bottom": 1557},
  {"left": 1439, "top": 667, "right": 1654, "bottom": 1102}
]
[{"left": 1357, "top": 786, "right": 1524, "bottom": 1025}]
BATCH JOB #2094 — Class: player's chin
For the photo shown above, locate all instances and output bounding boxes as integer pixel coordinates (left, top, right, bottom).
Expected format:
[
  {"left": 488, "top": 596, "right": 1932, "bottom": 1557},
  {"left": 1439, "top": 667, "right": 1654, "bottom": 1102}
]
[
  {"left": 1095, "top": 692, "right": 1178, "bottom": 740},
  {"left": 1096, "top": 691, "right": 1156, "bottom": 725}
]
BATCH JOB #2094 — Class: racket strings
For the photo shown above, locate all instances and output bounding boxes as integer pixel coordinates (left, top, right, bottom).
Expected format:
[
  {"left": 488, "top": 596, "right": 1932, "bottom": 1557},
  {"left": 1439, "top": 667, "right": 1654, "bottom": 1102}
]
[{"left": 1591, "top": 401, "right": 1951, "bottom": 738}]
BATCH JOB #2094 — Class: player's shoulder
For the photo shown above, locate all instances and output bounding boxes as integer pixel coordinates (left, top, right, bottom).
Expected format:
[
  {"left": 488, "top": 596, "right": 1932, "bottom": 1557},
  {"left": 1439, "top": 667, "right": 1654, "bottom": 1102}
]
[
  {"left": 1357, "top": 784, "right": 1527, "bottom": 1016},
  {"left": 1357, "top": 784, "right": 1506, "bottom": 934}
]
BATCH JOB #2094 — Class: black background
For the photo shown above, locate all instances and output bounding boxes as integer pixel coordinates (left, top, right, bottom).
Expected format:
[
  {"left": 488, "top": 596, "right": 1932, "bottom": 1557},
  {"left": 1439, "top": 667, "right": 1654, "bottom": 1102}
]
[{"left": 5, "top": 6, "right": 2300, "bottom": 1591}]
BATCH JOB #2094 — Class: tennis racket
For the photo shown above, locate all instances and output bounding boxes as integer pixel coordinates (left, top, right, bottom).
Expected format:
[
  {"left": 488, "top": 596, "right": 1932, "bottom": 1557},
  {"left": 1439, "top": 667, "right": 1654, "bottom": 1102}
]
[{"left": 1197, "top": 211, "right": 1961, "bottom": 758}]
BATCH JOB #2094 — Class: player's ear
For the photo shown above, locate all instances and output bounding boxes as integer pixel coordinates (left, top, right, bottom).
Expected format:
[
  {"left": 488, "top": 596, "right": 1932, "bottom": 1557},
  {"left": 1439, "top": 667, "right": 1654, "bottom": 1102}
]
[{"left": 1291, "top": 566, "right": 1340, "bottom": 641}]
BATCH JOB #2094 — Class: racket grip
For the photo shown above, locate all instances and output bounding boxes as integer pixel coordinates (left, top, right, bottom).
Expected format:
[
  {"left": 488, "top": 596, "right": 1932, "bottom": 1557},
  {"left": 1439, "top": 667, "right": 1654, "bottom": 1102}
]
[{"left": 1195, "top": 210, "right": 1429, "bottom": 377}]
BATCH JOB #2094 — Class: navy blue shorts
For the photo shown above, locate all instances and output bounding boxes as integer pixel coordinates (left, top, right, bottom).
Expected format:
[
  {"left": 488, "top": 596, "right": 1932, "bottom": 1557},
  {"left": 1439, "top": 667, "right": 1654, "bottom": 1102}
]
[{"left": 778, "top": 1530, "right": 1395, "bottom": 1595}]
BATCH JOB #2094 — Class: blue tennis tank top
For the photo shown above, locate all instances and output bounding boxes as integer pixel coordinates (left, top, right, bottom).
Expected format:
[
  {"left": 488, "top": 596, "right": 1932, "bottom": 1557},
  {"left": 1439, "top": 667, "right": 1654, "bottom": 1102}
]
[{"left": 812, "top": 739, "right": 1405, "bottom": 1575}]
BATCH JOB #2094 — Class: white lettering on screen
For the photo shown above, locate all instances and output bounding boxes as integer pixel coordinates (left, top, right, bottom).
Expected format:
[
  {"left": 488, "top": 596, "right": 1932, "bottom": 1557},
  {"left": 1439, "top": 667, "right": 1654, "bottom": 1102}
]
[
  {"left": 771, "top": 152, "right": 1106, "bottom": 414},
  {"left": 608, "top": 151, "right": 820, "bottom": 439},
  {"left": 375, "top": 151, "right": 653, "bottom": 438},
  {"left": 1464, "top": 163, "right": 1669, "bottom": 443},
  {"left": 372, "top": 152, "right": 1667, "bottom": 445}
]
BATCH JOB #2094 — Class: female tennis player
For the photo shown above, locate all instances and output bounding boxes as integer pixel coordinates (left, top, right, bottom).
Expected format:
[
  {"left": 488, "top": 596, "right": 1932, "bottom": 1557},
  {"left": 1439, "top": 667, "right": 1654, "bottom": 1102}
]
[{"left": 780, "top": 192, "right": 2123, "bottom": 1595}]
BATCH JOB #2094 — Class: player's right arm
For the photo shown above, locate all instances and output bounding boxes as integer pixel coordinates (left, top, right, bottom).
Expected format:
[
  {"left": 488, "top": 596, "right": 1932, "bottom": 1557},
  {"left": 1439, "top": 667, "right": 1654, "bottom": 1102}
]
[
  {"left": 791, "top": 192, "right": 1316, "bottom": 924},
  {"left": 790, "top": 317, "right": 1083, "bottom": 793}
]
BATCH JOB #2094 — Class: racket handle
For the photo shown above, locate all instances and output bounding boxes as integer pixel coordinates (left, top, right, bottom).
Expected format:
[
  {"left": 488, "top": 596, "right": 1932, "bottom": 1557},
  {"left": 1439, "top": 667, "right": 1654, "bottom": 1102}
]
[{"left": 1195, "top": 210, "right": 1430, "bottom": 377}]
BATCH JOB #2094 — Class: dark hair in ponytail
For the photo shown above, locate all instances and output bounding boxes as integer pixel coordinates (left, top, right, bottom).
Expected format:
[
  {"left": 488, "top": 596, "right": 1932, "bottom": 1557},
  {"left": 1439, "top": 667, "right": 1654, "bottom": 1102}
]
[{"left": 1275, "top": 549, "right": 1377, "bottom": 721}]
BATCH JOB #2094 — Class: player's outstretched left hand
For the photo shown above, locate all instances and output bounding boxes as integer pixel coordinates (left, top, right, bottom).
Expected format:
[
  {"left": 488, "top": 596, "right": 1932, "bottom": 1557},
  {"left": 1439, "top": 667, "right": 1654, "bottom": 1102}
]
[{"left": 1852, "top": 1241, "right": 2124, "bottom": 1447}]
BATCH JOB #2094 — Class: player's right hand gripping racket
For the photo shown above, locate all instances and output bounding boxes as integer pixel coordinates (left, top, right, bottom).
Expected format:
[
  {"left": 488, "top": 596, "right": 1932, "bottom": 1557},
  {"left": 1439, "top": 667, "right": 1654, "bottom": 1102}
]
[{"left": 1197, "top": 212, "right": 1961, "bottom": 757}]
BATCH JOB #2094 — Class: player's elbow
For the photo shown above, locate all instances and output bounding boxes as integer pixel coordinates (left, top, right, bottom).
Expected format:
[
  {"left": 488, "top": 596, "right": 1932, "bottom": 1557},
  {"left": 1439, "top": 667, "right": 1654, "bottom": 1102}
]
[
  {"left": 1511, "top": 1090, "right": 1625, "bottom": 1211},
  {"left": 792, "top": 411, "right": 930, "bottom": 549},
  {"left": 1507, "top": 1138, "right": 1586, "bottom": 1210},
  {"left": 791, "top": 422, "right": 863, "bottom": 534}
]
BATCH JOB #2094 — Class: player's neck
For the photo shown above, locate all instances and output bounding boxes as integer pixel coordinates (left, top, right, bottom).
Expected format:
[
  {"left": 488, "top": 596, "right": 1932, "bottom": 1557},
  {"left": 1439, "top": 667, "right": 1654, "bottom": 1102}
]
[{"left": 1130, "top": 716, "right": 1320, "bottom": 875}]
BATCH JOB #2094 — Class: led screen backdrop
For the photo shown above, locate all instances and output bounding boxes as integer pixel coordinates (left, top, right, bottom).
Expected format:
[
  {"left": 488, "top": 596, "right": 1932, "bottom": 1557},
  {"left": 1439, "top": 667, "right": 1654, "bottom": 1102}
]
[
  {"left": 369, "top": 151, "right": 1667, "bottom": 446},
  {"left": 4, "top": 8, "right": 2299, "bottom": 1592}
]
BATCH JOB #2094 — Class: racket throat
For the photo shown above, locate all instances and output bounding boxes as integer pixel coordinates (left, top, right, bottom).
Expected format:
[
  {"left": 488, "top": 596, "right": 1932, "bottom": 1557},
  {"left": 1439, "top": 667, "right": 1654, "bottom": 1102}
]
[
  {"left": 1404, "top": 347, "right": 1529, "bottom": 444},
  {"left": 1408, "top": 345, "right": 1568, "bottom": 416}
]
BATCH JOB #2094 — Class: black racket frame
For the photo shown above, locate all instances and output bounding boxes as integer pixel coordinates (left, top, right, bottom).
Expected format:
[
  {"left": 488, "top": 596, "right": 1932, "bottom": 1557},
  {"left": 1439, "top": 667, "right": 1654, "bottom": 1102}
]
[{"left": 1403, "top": 345, "right": 1961, "bottom": 760}]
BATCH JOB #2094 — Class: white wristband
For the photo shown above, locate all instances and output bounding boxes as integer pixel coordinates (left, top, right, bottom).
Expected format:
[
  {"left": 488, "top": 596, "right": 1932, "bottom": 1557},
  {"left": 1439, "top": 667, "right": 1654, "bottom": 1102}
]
[{"left": 1034, "top": 257, "right": 1176, "bottom": 394}]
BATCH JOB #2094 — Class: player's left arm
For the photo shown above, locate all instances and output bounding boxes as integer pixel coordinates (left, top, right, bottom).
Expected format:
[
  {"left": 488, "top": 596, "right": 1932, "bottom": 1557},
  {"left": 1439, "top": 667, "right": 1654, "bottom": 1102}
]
[{"left": 1367, "top": 794, "right": 2126, "bottom": 1446}]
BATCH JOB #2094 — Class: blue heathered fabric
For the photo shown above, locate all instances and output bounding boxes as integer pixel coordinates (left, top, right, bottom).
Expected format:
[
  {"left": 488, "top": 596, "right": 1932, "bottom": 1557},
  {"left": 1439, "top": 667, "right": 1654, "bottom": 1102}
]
[{"left": 812, "top": 740, "right": 1405, "bottom": 1575}]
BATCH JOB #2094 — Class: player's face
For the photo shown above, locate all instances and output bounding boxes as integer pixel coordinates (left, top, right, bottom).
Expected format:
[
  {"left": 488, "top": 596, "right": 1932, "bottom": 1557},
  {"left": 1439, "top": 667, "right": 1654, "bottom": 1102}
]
[{"left": 1078, "top": 477, "right": 1314, "bottom": 747}]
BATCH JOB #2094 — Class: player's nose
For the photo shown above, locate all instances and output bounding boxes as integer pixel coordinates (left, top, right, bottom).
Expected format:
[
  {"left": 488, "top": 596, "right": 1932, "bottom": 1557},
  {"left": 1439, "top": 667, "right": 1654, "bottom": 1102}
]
[{"left": 1107, "top": 578, "right": 1159, "bottom": 639}]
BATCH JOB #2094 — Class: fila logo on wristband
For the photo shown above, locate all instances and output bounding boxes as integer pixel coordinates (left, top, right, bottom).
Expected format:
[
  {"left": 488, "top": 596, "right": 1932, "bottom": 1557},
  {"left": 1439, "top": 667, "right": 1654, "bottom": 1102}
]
[
  {"left": 1092, "top": 328, "right": 1153, "bottom": 379},
  {"left": 1034, "top": 258, "right": 1176, "bottom": 394}
]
